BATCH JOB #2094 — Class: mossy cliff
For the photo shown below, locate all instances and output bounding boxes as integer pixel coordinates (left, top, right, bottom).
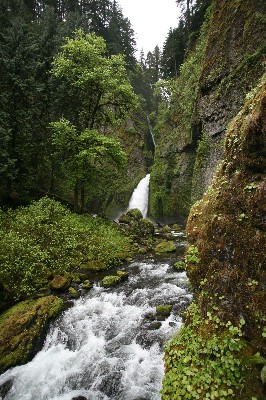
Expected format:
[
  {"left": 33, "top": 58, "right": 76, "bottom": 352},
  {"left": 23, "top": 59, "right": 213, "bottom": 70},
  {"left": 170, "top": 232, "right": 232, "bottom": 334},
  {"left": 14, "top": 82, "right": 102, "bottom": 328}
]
[
  {"left": 150, "top": 0, "right": 266, "bottom": 221},
  {"left": 162, "top": 75, "right": 266, "bottom": 399}
]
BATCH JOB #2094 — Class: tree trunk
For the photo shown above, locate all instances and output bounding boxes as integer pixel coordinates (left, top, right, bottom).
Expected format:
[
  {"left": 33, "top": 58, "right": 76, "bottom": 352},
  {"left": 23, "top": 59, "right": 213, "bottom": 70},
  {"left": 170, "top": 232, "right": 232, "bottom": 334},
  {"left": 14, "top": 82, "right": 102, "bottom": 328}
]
[
  {"left": 74, "top": 184, "right": 79, "bottom": 213},
  {"left": 81, "top": 184, "right": 85, "bottom": 214}
]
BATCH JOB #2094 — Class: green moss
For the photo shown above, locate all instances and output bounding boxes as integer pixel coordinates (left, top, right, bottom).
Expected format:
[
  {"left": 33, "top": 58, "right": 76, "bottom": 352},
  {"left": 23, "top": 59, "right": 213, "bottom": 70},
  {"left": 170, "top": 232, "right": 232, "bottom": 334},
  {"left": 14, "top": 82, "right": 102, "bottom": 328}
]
[
  {"left": 82, "top": 280, "right": 92, "bottom": 290},
  {"left": 49, "top": 275, "right": 70, "bottom": 291},
  {"left": 155, "top": 241, "right": 176, "bottom": 253},
  {"left": 0, "top": 296, "right": 63, "bottom": 373},
  {"left": 183, "top": 75, "right": 266, "bottom": 398},
  {"left": 156, "top": 304, "right": 173, "bottom": 317},
  {"left": 68, "top": 287, "right": 79, "bottom": 298},
  {"left": 102, "top": 275, "right": 121, "bottom": 288},
  {"left": 173, "top": 260, "right": 186, "bottom": 271}
]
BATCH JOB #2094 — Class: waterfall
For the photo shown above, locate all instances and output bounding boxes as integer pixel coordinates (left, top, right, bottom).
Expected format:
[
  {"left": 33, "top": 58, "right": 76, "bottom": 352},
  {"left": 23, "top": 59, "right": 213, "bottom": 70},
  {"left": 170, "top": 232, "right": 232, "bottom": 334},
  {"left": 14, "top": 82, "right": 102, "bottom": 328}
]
[
  {"left": 147, "top": 116, "right": 155, "bottom": 149},
  {"left": 127, "top": 174, "right": 150, "bottom": 218}
]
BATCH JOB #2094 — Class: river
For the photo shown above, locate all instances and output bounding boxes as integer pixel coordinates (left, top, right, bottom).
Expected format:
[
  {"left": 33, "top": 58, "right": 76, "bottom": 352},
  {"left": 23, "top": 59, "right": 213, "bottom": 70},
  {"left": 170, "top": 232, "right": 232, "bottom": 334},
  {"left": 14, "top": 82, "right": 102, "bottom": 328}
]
[
  {"left": 0, "top": 174, "right": 192, "bottom": 399},
  {"left": 0, "top": 256, "right": 191, "bottom": 400}
]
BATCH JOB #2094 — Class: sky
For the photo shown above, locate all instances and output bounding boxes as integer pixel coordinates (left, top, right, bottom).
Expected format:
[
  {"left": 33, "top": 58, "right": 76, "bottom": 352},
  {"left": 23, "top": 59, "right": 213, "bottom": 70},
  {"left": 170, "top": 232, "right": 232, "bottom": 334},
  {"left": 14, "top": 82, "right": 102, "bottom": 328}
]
[{"left": 117, "top": 0, "right": 181, "bottom": 57}]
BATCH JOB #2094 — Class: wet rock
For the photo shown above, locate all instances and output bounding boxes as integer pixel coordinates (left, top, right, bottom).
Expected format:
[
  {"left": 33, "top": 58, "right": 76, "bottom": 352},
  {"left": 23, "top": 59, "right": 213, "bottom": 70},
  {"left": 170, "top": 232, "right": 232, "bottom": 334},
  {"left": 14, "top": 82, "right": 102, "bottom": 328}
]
[
  {"left": 116, "top": 270, "right": 129, "bottom": 281},
  {"left": 71, "top": 396, "right": 87, "bottom": 400},
  {"left": 102, "top": 275, "right": 121, "bottom": 288},
  {"left": 0, "top": 379, "right": 13, "bottom": 397},
  {"left": 149, "top": 321, "right": 162, "bottom": 330},
  {"left": 155, "top": 240, "right": 176, "bottom": 253},
  {"left": 156, "top": 304, "right": 173, "bottom": 317},
  {"left": 0, "top": 296, "right": 63, "bottom": 373}
]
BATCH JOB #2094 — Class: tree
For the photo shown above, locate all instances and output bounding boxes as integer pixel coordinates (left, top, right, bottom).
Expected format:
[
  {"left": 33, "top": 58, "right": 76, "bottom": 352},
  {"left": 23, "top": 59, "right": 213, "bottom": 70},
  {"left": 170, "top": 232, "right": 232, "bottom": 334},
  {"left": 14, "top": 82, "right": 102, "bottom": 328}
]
[
  {"left": 51, "top": 29, "right": 137, "bottom": 130},
  {"left": 161, "top": 23, "right": 186, "bottom": 78},
  {"left": 50, "top": 30, "right": 137, "bottom": 211},
  {"left": 50, "top": 119, "right": 126, "bottom": 213}
]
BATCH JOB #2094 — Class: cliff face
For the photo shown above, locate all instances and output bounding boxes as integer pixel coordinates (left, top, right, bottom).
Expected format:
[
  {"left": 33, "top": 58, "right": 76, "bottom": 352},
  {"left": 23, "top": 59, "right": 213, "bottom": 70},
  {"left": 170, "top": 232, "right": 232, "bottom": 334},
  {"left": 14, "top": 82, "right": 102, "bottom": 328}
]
[
  {"left": 150, "top": 0, "right": 266, "bottom": 221},
  {"left": 162, "top": 72, "right": 266, "bottom": 400}
]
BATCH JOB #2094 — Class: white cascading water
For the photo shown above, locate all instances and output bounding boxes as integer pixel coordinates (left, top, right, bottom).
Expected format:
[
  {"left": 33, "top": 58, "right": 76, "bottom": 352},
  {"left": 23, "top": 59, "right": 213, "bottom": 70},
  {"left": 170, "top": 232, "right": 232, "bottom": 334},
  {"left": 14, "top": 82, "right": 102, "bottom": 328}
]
[
  {"left": 0, "top": 260, "right": 192, "bottom": 400},
  {"left": 127, "top": 174, "right": 150, "bottom": 217}
]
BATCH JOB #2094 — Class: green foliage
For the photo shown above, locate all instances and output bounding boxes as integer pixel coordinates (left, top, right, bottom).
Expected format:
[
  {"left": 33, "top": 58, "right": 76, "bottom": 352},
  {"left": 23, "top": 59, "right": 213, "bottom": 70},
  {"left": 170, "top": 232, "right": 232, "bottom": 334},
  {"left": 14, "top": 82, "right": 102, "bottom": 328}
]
[
  {"left": 50, "top": 118, "right": 126, "bottom": 184},
  {"left": 162, "top": 303, "right": 247, "bottom": 399},
  {"left": 0, "top": 197, "right": 132, "bottom": 303},
  {"left": 186, "top": 245, "right": 200, "bottom": 265},
  {"left": 174, "top": 260, "right": 186, "bottom": 271},
  {"left": 51, "top": 29, "right": 138, "bottom": 130}
]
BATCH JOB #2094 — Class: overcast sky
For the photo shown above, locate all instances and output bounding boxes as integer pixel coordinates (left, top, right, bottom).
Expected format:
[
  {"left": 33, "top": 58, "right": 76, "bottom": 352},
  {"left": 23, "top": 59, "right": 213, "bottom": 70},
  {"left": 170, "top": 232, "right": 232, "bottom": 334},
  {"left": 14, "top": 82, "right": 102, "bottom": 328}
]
[{"left": 117, "top": 0, "right": 181, "bottom": 58}]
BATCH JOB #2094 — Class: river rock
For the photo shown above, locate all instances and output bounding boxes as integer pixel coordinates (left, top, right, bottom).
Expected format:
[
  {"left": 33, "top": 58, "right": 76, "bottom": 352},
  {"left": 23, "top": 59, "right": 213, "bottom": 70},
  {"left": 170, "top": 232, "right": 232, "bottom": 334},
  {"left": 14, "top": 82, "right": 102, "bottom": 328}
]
[
  {"left": 82, "top": 280, "right": 93, "bottom": 290},
  {"left": 155, "top": 240, "right": 176, "bottom": 253},
  {"left": 68, "top": 287, "right": 79, "bottom": 299},
  {"left": 156, "top": 304, "right": 173, "bottom": 317},
  {"left": 49, "top": 275, "right": 70, "bottom": 291},
  {"left": 0, "top": 296, "right": 63, "bottom": 373},
  {"left": 102, "top": 275, "right": 121, "bottom": 288},
  {"left": 116, "top": 270, "right": 129, "bottom": 281}
]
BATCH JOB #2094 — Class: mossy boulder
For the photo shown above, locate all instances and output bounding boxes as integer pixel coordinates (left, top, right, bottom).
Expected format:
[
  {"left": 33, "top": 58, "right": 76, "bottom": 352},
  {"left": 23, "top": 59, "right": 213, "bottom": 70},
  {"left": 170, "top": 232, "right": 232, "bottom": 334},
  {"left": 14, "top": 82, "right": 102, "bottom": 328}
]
[
  {"left": 68, "top": 287, "right": 79, "bottom": 298},
  {"left": 155, "top": 240, "right": 176, "bottom": 253},
  {"left": 183, "top": 75, "right": 266, "bottom": 398},
  {"left": 116, "top": 270, "right": 129, "bottom": 281},
  {"left": 49, "top": 275, "right": 70, "bottom": 291},
  {"left": 156, "top": 304, "right": 173, "bottom": 317},
  {"left": 102, "top": 275, "right": 121, "bottom": 288},
  {"left": 138, "top": 218, "right": 155, "bottom": 237},
  {"left": 0, "top": 296, "right": 63, "bottom": 373},
  {"left": 126, "top": 208, "right": 143, "bottom": 221},
  {"left": 82, "top": 280, "right": 93, "bottom": 290},
  {"left": 118, "top": 209, "right": 155, "bottom": 241}
]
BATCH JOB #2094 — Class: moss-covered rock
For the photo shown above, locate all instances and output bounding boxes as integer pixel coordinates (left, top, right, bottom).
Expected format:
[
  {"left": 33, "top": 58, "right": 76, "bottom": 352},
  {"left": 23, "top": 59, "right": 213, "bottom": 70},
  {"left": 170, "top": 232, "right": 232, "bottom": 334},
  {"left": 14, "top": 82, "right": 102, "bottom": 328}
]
[
  {"left": 0, "top": 296, "right": 63, "bottom": 373},
  {"left": 156, "top": 304, "right": 173, "bottom": 317},
  {"left": 68, "top": 287, "right": 79, "bottom": 298},
  {"left": 116, "top": 270, "right": 129, "bottom": 281},
  {"left": 49, "top": 275, "right": 70, "bottom": 291},
  {"left": 155, "top": 240, "right": 176, "bottom": 253},
  {"left": 102, "top": 275, "right": 121, "bottom": 288},
  {"left": 150, "top": 0, "right": 266, "bottom": 221},
  {"left": 181, "top": 75, "right": 266, "bottom": 398},
  {"left": 82, "top": 280, "right": 92, "bottom": 290}
]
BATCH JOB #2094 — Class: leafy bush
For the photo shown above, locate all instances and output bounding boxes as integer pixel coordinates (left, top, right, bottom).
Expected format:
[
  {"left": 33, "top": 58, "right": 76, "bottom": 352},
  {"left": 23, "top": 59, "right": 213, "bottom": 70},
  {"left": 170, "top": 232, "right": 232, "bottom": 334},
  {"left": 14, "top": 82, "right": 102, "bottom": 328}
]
[{"left": 0, "top": 197, "right": 132, "bottom": 303}]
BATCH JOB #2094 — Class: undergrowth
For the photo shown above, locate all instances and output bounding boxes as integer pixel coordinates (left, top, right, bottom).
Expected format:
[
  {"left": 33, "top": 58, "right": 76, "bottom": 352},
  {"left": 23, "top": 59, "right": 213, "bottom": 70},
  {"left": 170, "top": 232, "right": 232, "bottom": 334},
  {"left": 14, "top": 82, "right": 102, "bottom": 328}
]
[
  {"left": 162, "top": 303, "right": 247, "bottom": 400},
  {"left": 0, "top": 197, "right": 132, "bottom": 303}
]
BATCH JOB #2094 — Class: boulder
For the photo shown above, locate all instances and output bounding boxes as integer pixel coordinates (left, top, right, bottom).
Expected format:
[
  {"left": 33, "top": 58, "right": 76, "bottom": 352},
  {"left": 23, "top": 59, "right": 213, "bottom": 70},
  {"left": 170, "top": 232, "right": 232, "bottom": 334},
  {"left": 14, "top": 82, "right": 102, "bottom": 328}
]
[
  {"left": 155, "top": 241, "right": 176, "bottom": 253},
  {"left": 102, "top": 275, "right": 121, "bottom": 288},
  {"left": 0, "top": 296, "right": 63, "bottom": 373},
  {"left": 156, "top": 304, "right": 173, "bottom": 317},
  {"left": 49, "top": 275, "right": 70, "bottom": 291}
]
